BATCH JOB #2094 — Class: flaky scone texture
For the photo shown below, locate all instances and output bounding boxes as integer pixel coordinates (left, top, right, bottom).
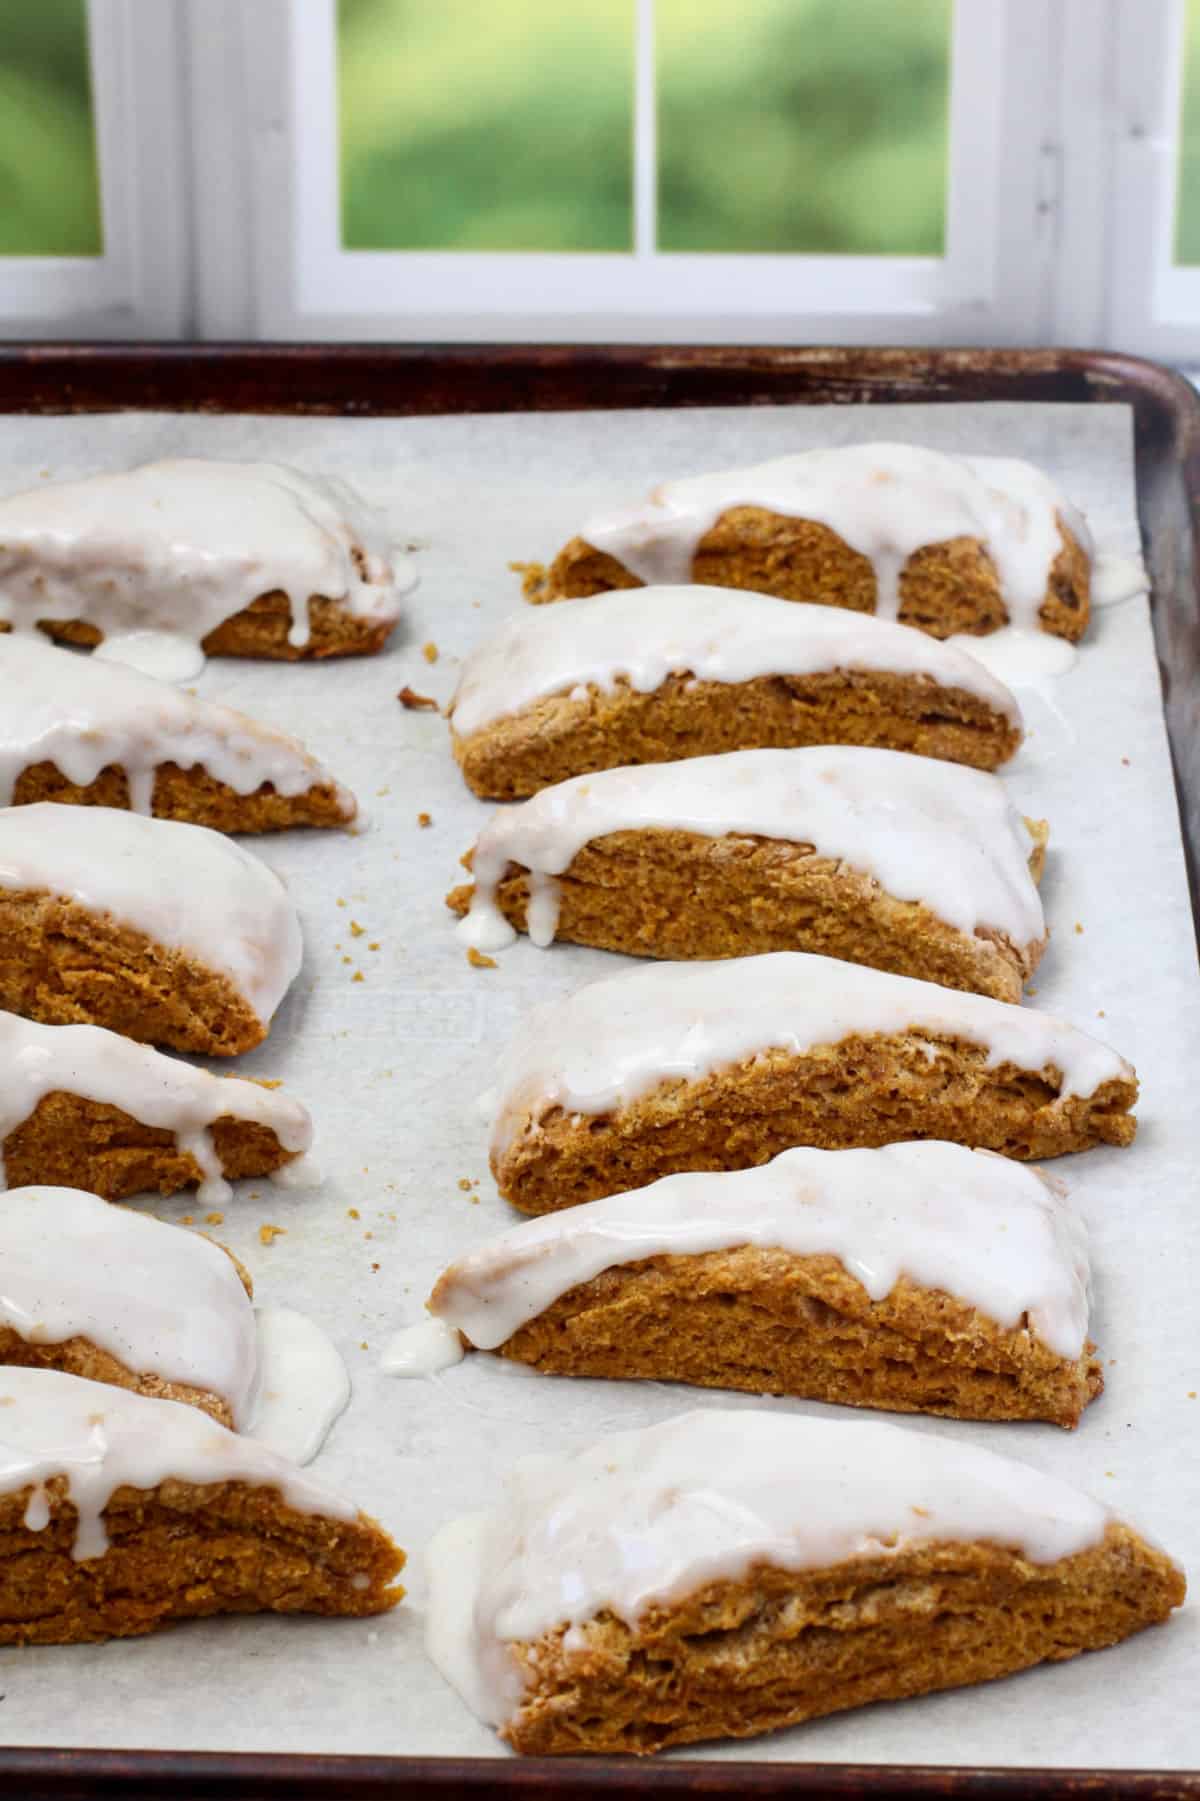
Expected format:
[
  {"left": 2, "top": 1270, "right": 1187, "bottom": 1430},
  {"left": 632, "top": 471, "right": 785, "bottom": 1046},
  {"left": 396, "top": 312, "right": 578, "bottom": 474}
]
[
  {"left": 487, "top": 1246, "right": 1102, "bottom": 1429},
  {"left": 521, "top": 512, "right": 1090, "bottom": 642},
  {"left": 0, "top": 1476, "right": 405, "bottom": 1644},
  {"left": 452, "top": 667, "right": 1022, "bottom": 800},
  {"left": 6, "top": 591, "right": 394, "bottom": 661},
  {"left": 493, "top": 1034, "right": 1138, "bottom": 1213},
  {"left": 12, "top": 759, "right": 354, "bottom": 833},
  {"left": 499, "top": 1523, "right": 1181, "bottom": 1755},
  {"left": 2, "top": 1088, "right": 301, "bottom": 1201},
  {"left": 448, "top": 825, "right": 1048, "bottom": 1002},
  {"left": 0, "top": 890, "right": 268, "bottom": 1055}
]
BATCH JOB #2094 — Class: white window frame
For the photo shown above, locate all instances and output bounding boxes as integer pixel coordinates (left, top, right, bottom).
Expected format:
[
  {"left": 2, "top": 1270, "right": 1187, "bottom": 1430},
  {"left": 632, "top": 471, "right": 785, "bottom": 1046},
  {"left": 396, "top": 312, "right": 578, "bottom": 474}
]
[
  {"left": 0, "top": 0, "right": 189, "bottom": 339},
  {"left": 227, "top": 0, "right": 1061, "bottom": 345}
]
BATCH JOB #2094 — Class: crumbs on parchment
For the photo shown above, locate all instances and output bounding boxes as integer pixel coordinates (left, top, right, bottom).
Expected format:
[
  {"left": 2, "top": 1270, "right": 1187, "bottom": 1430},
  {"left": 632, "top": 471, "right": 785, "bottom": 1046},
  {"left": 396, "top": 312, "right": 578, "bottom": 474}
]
[
  {"left": 422, "top": 641, "right": 439, "bottom": 663},
  {"left": 259, "top": 1224, "right": 287, "bottom": 1247},
  {"left": 417, "top": 811, "right": 432, "bottom": 828},
  {"left": 398, "top": 685, "right": 438, "bottom": 711},
  {"left": 467, "top": 947, "right": 497, "bottom": 969}
]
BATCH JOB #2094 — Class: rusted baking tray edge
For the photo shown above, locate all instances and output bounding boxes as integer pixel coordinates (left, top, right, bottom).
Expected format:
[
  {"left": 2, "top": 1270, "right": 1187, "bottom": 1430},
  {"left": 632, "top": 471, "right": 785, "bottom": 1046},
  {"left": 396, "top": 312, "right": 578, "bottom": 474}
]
[{"left": 0, "top": 343, "right": 1194, "bottom": 1801}]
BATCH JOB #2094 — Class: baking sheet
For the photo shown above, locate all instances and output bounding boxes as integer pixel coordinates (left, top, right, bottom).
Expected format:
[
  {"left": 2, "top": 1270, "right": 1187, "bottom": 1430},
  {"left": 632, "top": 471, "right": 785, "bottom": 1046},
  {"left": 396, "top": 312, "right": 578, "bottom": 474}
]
[{"left": 0, "top": 400, "right": 1194, "bottom": 1768}]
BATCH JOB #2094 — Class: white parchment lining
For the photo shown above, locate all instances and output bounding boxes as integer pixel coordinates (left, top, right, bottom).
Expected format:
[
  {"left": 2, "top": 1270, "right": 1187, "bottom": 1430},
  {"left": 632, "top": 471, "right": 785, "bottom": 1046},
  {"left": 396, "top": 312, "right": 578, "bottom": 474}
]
[{"left": 0, "top": 402, "right": 1194, "bottom": 1770}]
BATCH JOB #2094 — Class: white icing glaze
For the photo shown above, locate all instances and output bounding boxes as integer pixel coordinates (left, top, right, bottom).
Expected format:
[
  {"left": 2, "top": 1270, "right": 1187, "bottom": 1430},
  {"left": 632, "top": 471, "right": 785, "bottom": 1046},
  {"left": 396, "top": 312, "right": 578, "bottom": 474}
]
[
  {"left": 0, "top": 634, "right": 356, "bottom": 820},
  {"left": 0, "top": 457, "right": 414, "bottom": 666},
  {"left": 431, "top": 1141, "right": 1090, "bottom": 1360},
  {"left": 0, "top": 1365, "right": 355, "bottom": 1561},
  {"left": 945, "top": 628, "right": 1078, "bottom": 686},
  {"left": 93, "top": 630, "right": 207, "bottom": 683},
  {"left": 0, "top": 802, "right": 302, "bottom": 1029},
  {"left": 488, "top": 952, "right": 1134, "bottom": 1160},
  {"left": 450, "top": 586, "right": 1022, "bottom": 739},
  {"left": 0, "top": 1009, "right": 311, "bottom": 1204},
  {"left": 0, "top": 1186, "right": 258, "bottom": 1423},
  {"left": 245, "top": 1306, "right": 350, "bottom": 1465},
  {"left": 379, "top": 1319, "right": 466, "bottom": 1377},
  {"left": 424, "top": 1407, "right": 1110, "bottom": 1726},
  {"left": 458, "top": 746, "right": 1044, "bottom": 956},
  {"left": 1090, "top": 549, "right": 1149, "bottom": 608},
  {"left": 581, "top": 444, "right": 1090, "bottom": 629}
]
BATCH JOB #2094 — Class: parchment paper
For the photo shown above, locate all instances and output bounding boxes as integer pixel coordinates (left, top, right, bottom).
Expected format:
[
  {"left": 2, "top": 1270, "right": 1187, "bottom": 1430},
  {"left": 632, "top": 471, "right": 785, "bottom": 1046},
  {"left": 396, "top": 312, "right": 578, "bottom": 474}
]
[{"left": 0, "top": 402, "right": 1194, "bottom": 1769}]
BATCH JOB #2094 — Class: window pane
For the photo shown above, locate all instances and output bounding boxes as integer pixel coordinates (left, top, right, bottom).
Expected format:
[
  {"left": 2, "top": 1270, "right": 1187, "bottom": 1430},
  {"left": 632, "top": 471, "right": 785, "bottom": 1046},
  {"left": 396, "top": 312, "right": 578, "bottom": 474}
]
[
  {"left": 0, "top": 0, "right": 101, "bottom": 256},
  {"left": 1175, "top": 0, "right": 1200, "bottom": 263},
  {"left": 656, "top": 0, "right": 951, "bottom": 255},
  {"left": 338, "top": 0, "right": 634, "bottom": 251}
]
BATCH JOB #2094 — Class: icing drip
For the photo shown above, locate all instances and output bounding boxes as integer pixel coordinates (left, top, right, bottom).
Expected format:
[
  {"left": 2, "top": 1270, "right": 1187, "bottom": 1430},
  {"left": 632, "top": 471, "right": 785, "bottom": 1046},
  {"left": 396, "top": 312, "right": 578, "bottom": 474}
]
[
  {"left": 0, "top": 458, "right": 414, "bottom": 670},
  {"left": 0, "top": 1186, "right": 259, "bottom": 1423},
  {"left": 0, "top": 803, "right": 302, "bottom": 1029},
  {"left": 380, "top": 1319, "right": 466, "bottom": 1378},
  {"left": 0, "top": 634, "right": 356, "bottom": 819},
  {"left": 0, "top": 1366, "right": 355, "bottom": 1562},
  {"left": 582, "top": 444, "right": 1090, "bottom": 629},
  {"left": 245, "top": 1307, "right": 350, "bottom": 1465},
  {"left": 487, "top": 952, "right": 1134, "bottom": 1160},
  {"left": 458, "top": 746, "right": 1044, "bottom": 955},
  {"left": 430, "top": 1141, "right": 1090, "bottom": 1360},
  {"left": 450, "top": 586, "right": 1022, "bottom": 740},
  {"left": 0, "top": 1010, "right": 311, "bottom": 1203},
  {"left": 424, "top": 1408, "right": 1110, "bottom": 1726}
]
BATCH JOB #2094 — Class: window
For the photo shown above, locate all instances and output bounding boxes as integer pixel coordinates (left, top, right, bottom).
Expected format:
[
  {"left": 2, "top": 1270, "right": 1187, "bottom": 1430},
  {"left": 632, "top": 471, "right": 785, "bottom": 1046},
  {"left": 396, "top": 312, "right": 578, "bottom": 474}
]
[{"left": 0, "top": 3, "right": 102, "bottom": 258}]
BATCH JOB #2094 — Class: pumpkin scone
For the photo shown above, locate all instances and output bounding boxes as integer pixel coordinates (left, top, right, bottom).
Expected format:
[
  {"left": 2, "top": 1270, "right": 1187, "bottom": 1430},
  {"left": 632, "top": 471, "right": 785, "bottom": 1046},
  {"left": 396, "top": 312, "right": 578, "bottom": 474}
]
[
  {"left": 0, "top": 1186, "right": 258, "bottom": 1428},
  {"left": 426, "top": 1410, "right": 1183, "bottom": 1756},
  {"left": 486, "top": 953, "right": 1137, "bottom": 1212},
  {"left": 0, "top": 1010, "right": 311, "bottom": 1202},
  {"left": 522, "top": 442, "right": 1090, "bottom": 641},
  {"left": 0, "top": 635, "right": 356, "bottom": 830},
  {"left": 451, "top": 587, "right": 1024, "bottom": 799},
  {"left": 430, "top": 1142, "right": 1101, "bottom": 1429},
  {"left": 449, "top": 746, "right": 1048, "bottom": 1002},
  {"left": 0, "top": 803, "right": 302, "bottom": 1053},
  {"left": 0, "top": 1367, "right": 404, "bottom": 1644},
  {"left": 0, "top": 458, "right": 412, "bottom": 662}
]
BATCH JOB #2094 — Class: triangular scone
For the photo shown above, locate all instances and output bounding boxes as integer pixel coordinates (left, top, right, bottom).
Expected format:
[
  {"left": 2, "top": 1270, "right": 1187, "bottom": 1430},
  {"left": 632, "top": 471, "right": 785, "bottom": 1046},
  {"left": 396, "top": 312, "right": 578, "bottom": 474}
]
[
  {"left": 0, "top": 1187, "right": 257, "bottom": 1427},
  {"left": 0, "top": 803, "right": 301, "bottom": 1054},
  {"left": 487, "top": 954, "right": 1137, "bottom": 1212},
  {"left": 0, "top": 636, "right": 356, "bottom": 830},
  {"left": 450, "top": 589, "right": 1024, "bottom": 799},
  {"left": 0, "top": 1011, "right": 311, "bottom": 1202},
  {"left": 520, "top": 443, "right": 1090, "bottom": 642},
  {"left": 0, "top": 458, "right": 411, "bottom": 661},
  {"left": 0, "top": 1368, "right": 403, "bottom": 1644},
  {"left": 431, "top": 1143, "right": 1101, "bottom": 1428},
  {"left": 426, "top": 1411, "right": 1183, "bottom": 1756},
  {"left": 448, "top": 746, "right": 1046, "bottom": 1001}
]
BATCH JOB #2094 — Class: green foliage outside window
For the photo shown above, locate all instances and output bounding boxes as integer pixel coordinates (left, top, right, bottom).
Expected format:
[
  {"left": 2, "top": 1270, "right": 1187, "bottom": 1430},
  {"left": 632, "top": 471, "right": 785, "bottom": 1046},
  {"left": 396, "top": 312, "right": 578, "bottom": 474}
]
[{"left": 0, "top": 0, "right": 101, "bottom": 257}]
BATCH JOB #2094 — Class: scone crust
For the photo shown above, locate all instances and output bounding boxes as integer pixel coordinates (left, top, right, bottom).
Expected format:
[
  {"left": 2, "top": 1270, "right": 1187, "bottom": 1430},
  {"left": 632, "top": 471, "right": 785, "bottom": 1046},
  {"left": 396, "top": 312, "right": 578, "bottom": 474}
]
[
  {"left": 2, "top": 1089, "right": 302, "bottom": 1201},
  {"left": 447, "top": 828, "right": 1047, "bottom": 1003},
  {"left": 523, "top": 512, "right": 1089, "bottom": 643},
  {"left": 452, "top": 668, "right": 1022, "bottom": 800},
  {"left": 493, "top": 1034, "right": 1138, "bottom": 1212},
  {"left": 500, "top": 1522, "right": 1181, "bottom": 1755},
  {"left": 3, "top": 590, "right": 395, "bottom": 662},
  {"left": 0, "top": 889, "right": 270, "bottom": 1055},
  {"left": 487, "top": 1246, "right": 1102, "bottom": 1429},
  {"left": 13, "top": 759, "right": 355, "bottom": 833}
]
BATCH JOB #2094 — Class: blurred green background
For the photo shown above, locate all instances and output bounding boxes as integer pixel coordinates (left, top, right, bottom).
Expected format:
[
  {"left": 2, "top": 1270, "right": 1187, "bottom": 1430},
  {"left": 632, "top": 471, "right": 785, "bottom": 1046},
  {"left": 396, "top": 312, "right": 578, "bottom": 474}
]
[
  {"left": 1176, "top": 0, "right": 1200, "bottom": 262},
  {"left": 0, "top": 0, "right": 101, "bottom": 256},
  {"left": 338, "top": 0, "right": 951, "bottom": 254}
]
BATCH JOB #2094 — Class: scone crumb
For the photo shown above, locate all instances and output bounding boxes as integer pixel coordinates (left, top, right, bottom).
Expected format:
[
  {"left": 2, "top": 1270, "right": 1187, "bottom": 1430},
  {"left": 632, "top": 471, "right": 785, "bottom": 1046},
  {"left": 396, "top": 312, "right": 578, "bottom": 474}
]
[
  {"left": 337, "top": 898, "right": 346, "bottom": 908},
  {"left": 417, "top": 812, "right": 432, "bottom": 828},
  {"left": 353, "top": 970, "right": 365, "bottom": 983},
  {"left": 348, "top": 1208, "right": 361, "bottom": 1220},
  {"left": 376, "top": 786, "right": 391, "bottom": 798},
  {"left": 350, "top": 921, "right": 366, "bottom": 938},
  {"left": 1121, "top": 756, "right": 1131, "bottom": 765},
  {"left": 467, "top": 947, "right": 498, "bottom": 969},
  {"left": 369, "top": 941, "right": 380, "bottom": 951},
  {"left": 1026, "top": 985, "right": 1038, "bottom": 997},
  {"left": 1097, "top": 1008, "right": 1106, "bottom": 1017},
  {"left": 422, "top": 641, "right": 439, "bottom": 663},
  {"left": 180, "top": 1214, "right": 194, "bottom": 1226},
  {"left": 398, "top": 685, "right": 438, "bottom": 710},
  {"left": 1074, "top": 922, "right": 1084, "bottom": 935},
  {"left": 205, "top": 1211, "right": 224, "bottom": 1226},
  {"left": 1189, "top": 1391, "right": 1197, "bottom": 1400},
  {"left": 371, "top": 1262, "right": 381, "bottom": 1273},
  {"left": 342, "top": 955, "right": 353, "bottom": 965},
  {"left": 259, "top": 1224, "right": 287, "bottom": 1246},
  {"left": 457, "top": 1177, "right": 473, "bottom": 1191}
]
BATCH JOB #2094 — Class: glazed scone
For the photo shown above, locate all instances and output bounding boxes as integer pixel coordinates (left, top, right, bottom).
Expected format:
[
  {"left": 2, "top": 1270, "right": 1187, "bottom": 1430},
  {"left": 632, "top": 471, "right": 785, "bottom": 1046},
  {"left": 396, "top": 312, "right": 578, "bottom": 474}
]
[
  {"left": 430, "top": 1142, "right": 1100, "bottom": 1428},
  {"left": 0, "top": 1186, "right": 257, "bottom": 1428},
  {"left": 0, "top": 1011, "right": 311, "bottom": 1203},
  {"left": 451, "top": 587, "right": 1024, "bottom": 799},
  {"left": 486, "top": 953, "right": 1137, "bottom": 1212},
  {"left": 448, "top": 747, "right": 1048, "bottom": 1002},
  {"left": 0, "top": 1367, "right": 404, "bottom": 1644},
  {"left": 0, "top": 635, "right": 356, "bottom": 830},
  {"left": 0, "top": 458, "right": 412, "bottom": 663},
  {"left": 0, "top": 803, "right": 302, "bottom": 1054},
  {"left": 522, "top": 443, "right": 1090, "bottom": 641},
  {"left": 427, "top": 1410, "right": 1183, "bottom": 1756}
]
